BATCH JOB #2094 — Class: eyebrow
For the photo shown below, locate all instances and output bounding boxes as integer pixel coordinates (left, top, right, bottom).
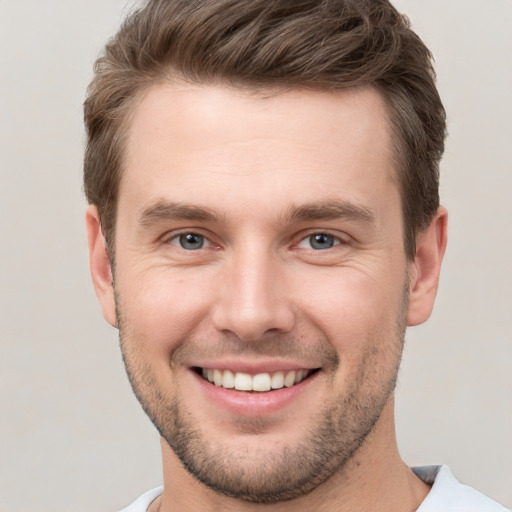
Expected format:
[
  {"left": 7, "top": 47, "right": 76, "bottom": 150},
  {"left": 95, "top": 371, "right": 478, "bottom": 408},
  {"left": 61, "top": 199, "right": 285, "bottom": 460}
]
[
  {"left": 138, "top": 200, "right": 223, "bottom": 227},
  {"left": 284, "top": 200, "right": 375, "bottom": 224},
  {"left": 138, "top": 199, "right": 375, "bottom": 228}
]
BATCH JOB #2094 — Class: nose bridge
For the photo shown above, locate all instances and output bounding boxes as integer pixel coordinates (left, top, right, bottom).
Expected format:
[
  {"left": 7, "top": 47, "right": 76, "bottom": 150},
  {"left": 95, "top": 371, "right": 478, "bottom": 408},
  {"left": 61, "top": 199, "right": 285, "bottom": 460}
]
[{"left": 212, "top": 239, "right": 294, "bottom": 340}]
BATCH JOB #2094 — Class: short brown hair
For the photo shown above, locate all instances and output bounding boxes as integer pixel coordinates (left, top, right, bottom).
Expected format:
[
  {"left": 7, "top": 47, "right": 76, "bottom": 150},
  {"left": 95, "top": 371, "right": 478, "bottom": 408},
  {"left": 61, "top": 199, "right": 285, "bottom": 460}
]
[{"left": 84, "top": 0, "right": 446, "bottom": 260}]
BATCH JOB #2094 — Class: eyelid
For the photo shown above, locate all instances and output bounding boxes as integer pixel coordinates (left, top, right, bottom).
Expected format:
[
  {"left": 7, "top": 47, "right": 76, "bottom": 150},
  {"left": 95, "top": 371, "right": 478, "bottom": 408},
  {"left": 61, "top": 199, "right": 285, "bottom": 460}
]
[
  {"left": 171, "top": 233, "right": 210, "bottom": 249},
  {"left": 162, "top": 229, "right": 217, "bottom": 249},
  {"left": 294, "top": 231, "right": 347, "bottom": 250},
  {"left": 159, "top": 228, "right": 349, "bottom": 250}
]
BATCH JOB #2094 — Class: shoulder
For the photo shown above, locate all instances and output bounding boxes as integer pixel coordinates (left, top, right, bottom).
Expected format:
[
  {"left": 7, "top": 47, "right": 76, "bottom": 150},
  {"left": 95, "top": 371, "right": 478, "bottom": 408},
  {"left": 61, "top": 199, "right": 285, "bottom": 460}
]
[
  {"left": 118, "top": 486, "right": 163, "bottom": 512},
  {"left": 414, "top": 465, "right": 510, "bottom": 512}
]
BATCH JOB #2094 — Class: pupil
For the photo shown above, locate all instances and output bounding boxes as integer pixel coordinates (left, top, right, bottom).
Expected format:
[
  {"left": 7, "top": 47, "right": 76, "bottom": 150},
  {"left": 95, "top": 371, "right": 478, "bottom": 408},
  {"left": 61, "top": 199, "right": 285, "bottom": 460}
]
[
  {"left": 180, "top": 233, "right": 204, "bottom": 250},
  {"left": 311, "top": 233, "right": 334, "bottom": 250}
]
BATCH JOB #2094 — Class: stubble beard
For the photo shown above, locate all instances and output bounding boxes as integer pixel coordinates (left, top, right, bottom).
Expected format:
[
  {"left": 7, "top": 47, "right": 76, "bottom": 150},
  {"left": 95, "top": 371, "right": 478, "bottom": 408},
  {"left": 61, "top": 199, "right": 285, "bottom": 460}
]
[{"left": 116, "top": 286, "right": 408, "bottom": 504}]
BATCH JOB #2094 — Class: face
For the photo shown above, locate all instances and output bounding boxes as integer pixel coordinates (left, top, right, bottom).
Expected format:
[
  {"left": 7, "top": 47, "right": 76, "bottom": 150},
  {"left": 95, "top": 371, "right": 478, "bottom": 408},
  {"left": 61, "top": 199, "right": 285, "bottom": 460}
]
[{"left": 107, "top": 84, "right": 413, "bottom": 502}]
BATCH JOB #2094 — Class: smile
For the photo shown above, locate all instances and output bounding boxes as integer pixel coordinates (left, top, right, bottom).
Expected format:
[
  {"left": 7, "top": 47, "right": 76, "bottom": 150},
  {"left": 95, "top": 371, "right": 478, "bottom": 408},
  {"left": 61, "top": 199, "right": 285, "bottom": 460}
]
[{"left": 196, "top": 368, "right": 318, "bottom": 392}]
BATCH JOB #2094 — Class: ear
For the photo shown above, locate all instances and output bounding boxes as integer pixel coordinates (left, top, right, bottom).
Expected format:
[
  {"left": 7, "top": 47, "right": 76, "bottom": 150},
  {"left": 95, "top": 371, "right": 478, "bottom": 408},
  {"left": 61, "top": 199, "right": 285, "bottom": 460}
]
[
  {"left": 86, "top": 205, "right": 117, "bottom": 327},
  {"left": 407, "top": 207, "right": 448, "bottom": 326}
]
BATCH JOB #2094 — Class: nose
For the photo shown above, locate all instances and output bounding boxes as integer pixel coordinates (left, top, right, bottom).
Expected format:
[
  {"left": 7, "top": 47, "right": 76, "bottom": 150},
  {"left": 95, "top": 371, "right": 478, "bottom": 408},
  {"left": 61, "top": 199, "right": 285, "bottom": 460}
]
[{"left": 211, "top": 248, "right": 295, "bottom": 342}]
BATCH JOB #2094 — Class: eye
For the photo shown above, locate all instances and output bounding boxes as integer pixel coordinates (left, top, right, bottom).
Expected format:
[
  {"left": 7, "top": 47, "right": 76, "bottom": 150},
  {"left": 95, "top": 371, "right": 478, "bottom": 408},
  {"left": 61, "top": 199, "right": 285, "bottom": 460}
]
[
  {"left": 170, "top": 232, "right": 207, "bottom": 250},
  {"left": 298, "top": 233, "right": 340, "bottom": 250}
]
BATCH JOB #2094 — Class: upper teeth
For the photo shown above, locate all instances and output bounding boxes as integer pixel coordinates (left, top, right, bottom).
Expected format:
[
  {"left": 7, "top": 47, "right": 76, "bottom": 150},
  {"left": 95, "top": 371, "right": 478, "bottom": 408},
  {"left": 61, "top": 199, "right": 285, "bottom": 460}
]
[{"left": 201, "top": 368, "right": 310, "bottom": 392}]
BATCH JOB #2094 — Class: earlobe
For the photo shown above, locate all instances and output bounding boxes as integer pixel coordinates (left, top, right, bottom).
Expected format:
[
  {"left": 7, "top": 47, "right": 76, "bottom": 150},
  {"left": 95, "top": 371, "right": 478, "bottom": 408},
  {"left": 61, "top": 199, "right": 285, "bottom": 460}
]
[
  {"left": 407, "top": 207, "right": 448, "bottom": 326},
  {"left": 85, "top": 205, "right": 118, "bottom": 327}
]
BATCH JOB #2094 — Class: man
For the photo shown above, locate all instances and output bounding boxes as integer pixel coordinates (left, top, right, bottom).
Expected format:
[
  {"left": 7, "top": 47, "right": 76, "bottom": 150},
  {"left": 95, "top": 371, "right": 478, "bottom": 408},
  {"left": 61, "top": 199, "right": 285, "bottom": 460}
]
[{"left": 83, "top": 1, "right": 509, "bottom": 511}]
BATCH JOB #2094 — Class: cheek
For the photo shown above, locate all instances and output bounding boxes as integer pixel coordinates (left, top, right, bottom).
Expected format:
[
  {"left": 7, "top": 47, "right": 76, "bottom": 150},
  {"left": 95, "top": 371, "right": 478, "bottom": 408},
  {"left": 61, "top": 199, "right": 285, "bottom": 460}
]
[
  {"left": 295, "top": 266, "right": 405, "bottom": 354},
  {"left": 115, "top": 268, "right": 215, "bottom": 355},
  {"left": 302, "top": 271, "right": 405, "bottom": 403}
]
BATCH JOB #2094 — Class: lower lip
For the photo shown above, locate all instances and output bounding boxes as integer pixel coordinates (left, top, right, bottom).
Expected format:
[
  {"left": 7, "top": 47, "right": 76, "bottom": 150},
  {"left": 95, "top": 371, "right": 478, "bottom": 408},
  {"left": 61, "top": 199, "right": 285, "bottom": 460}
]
[{"left": 190, "top": 370, "right": 320, "bottom": 416}]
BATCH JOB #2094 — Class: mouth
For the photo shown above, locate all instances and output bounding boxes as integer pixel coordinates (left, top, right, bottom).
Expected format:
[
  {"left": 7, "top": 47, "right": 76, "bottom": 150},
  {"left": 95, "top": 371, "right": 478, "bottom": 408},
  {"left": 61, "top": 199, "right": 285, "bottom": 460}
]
[{"left": 193, "top": 367, "right": 320, "bottom": 392}]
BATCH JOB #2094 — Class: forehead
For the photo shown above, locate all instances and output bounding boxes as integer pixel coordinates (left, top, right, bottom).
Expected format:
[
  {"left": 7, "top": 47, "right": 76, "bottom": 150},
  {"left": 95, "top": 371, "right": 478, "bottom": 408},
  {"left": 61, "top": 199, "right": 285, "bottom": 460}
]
[{"left": 120, "top": 83, "right": 397, "bottom": 221}]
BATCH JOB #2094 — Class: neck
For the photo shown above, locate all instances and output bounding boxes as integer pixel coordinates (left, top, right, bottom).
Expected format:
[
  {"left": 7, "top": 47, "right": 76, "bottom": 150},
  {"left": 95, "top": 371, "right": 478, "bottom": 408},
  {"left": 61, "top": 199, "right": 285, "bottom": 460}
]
[{"left": 151, "top": 397, "right": 430, "bottom": 512}]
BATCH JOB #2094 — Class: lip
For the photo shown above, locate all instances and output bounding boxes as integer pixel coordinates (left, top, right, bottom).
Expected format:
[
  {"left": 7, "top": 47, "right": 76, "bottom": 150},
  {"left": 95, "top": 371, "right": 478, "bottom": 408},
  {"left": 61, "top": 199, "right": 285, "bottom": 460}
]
[{"left": 188, "top": 366, "right": 321, "bottom": 416}]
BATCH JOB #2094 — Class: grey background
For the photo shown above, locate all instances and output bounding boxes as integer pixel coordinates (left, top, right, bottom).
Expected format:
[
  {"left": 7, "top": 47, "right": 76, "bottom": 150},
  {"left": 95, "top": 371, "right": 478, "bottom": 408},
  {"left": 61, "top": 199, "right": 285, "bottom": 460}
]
[{"left": 0, "top": 1, "right": 510, "bottom": 510}]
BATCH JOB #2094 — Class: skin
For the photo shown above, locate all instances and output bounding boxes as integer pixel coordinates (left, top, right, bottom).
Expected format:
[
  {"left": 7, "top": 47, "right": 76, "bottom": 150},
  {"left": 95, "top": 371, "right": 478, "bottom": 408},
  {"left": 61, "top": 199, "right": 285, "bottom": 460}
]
[{"left": 87, "top": 84, "right": 447, "bottom": 511}]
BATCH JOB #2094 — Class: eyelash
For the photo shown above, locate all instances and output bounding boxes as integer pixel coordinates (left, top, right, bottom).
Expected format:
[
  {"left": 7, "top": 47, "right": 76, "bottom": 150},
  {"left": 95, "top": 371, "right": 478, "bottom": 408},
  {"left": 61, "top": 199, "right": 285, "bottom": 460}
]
[
  {"left": 167, "top": 232, "right": 214, "bottom": 250},
  {"left": 296, "top": 233, "right": 342, "bottom": 251},
  {"left": 165, "top": 231, "right": 346, "bottom": 252}
]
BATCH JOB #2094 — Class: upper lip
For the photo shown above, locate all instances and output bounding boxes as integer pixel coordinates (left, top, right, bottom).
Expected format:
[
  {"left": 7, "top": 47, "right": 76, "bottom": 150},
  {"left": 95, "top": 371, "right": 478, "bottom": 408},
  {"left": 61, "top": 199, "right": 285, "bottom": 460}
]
[{"left": 190, "top": 358, "right": 321, "bottom": 375}]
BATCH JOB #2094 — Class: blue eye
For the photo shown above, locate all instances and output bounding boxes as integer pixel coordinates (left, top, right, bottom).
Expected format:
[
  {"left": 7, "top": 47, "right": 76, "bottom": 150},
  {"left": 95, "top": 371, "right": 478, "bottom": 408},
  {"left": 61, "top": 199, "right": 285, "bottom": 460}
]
[
  {"left": 309, "top": 233, "right": 335, "bottom": 250},
  {"left": 297, "top": 233, "right": 339, "bottom": 250},
  {"left": 176, "top": 233, "right": 205, "bottom": 250}
]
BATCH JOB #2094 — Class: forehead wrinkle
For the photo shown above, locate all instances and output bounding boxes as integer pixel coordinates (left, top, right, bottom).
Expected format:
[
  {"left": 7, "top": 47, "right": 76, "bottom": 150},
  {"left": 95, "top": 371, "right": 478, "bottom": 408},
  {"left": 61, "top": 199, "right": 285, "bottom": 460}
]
[{"left": 138, "top": 199, "right": 225, "bottom": 227}]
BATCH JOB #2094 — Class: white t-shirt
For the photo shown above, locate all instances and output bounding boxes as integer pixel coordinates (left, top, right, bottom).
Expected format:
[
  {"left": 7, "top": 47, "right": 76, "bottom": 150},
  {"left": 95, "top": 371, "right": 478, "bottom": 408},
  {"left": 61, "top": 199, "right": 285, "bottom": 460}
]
[
  {"left": 118, "top": 465, "right": 510, "bottom": 512},
  {"left": 413, "top": 466, "right": 509, "bottom": 511}
]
